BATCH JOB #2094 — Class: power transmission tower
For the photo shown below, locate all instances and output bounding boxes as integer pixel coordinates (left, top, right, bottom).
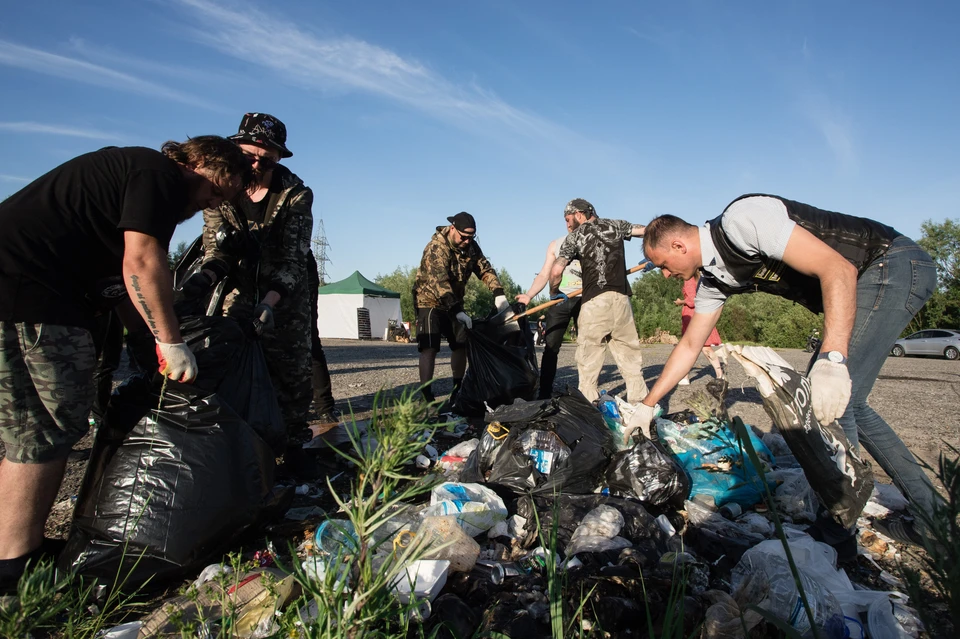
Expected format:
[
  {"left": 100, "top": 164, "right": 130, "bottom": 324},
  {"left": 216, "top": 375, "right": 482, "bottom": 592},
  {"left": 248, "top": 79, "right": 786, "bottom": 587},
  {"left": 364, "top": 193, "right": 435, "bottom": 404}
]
[{"left": 312, "top": 219, "right": 332, "bottom": 285}]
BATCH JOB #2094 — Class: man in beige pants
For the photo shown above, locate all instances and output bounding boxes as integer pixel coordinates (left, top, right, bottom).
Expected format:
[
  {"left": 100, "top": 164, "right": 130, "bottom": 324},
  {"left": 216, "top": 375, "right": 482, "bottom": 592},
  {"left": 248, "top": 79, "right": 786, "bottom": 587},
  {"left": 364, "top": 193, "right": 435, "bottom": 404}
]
[{"left": 549, "top": 198, "right": 648, "bottom": 403}]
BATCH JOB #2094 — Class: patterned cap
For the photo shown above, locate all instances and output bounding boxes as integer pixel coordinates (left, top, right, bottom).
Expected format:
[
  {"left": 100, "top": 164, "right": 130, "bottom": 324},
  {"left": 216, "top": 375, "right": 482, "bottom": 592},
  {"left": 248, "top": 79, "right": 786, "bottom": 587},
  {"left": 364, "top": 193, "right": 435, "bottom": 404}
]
[
  {"left": 229, "top": 112, "right": 293, "bottom": 158},
  {"left": 564, "top": 198, "right": 596, "bottom": 218}
]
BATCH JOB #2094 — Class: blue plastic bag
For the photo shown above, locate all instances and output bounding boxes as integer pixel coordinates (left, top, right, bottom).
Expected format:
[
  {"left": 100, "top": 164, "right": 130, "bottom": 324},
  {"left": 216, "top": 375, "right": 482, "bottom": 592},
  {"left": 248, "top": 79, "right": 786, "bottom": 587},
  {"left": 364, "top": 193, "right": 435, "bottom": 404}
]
[{"left": 655, "top": 417, "right": 776, "bottom": 507}]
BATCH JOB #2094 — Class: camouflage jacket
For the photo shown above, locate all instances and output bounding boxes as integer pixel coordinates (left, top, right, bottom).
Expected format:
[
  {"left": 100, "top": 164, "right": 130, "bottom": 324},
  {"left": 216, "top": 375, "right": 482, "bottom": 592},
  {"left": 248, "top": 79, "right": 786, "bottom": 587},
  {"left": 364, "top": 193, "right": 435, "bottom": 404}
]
[
  {"left": 200, "top": 165, "right": 313, "bottom": 316},
  {"left": 413, "top": 226, "right": 504, "bottom": 313}
]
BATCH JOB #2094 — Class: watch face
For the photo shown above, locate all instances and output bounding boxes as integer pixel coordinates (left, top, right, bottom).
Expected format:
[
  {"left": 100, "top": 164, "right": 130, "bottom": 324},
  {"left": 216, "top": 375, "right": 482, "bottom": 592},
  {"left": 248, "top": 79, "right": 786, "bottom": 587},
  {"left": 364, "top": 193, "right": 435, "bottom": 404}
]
[{"left": 827, "top": 351, "right": 843, "bottom": 363}]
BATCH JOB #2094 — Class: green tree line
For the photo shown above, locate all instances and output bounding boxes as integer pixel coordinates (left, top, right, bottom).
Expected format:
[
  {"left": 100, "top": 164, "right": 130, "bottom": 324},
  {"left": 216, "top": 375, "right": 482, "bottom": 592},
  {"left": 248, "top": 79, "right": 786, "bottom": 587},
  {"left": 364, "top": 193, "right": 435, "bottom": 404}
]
[{"left": 371, "top": 218, "right": 959, "bottom": 348}]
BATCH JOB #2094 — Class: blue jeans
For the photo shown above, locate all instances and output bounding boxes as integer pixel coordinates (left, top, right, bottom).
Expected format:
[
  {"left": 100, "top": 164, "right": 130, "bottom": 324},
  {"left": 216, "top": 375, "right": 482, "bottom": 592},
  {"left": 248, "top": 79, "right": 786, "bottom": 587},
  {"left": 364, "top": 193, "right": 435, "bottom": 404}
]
[{"left": 825, "top": 235, "right": 939, "bottom": 529}]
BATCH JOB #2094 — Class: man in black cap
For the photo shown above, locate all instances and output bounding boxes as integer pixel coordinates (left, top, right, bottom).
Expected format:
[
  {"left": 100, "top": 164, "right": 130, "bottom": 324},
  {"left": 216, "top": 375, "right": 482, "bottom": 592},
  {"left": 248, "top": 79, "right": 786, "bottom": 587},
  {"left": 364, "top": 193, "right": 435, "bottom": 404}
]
[
  {"left": 190, "top": 113, "right": 324, "bottom": 477},
  {"left": 413, "top": 212, "right": 508, "bottom": 403}
]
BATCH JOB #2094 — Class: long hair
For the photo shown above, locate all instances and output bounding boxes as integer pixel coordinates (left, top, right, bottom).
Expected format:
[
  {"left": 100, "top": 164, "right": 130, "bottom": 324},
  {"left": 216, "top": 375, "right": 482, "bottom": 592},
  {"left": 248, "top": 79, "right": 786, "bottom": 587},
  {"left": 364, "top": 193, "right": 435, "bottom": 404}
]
[{"left": 160, "top": 135, "right": 254, "bottom": 189}]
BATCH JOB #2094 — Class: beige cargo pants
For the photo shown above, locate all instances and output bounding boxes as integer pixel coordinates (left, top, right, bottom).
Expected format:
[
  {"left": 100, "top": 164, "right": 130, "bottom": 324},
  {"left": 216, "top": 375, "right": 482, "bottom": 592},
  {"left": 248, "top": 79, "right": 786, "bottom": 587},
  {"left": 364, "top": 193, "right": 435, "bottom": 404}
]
[{"left": 576, "top": 291, "right": 648, "bottom": 404}]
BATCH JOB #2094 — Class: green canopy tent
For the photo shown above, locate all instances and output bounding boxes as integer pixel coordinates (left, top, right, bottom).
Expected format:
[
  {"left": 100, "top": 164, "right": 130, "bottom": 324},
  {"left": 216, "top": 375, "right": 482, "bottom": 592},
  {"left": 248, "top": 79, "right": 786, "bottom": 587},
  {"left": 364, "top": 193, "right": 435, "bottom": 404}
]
[{"left": 316, "top": 270, "right": 402, "bottom": 339}]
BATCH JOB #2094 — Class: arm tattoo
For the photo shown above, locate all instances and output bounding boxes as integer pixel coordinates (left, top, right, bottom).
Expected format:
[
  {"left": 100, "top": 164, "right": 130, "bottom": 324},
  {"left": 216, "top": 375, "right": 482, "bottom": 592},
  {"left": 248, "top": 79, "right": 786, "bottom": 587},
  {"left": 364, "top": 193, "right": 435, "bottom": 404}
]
[{"left": 129, "top": 275, "right": 160, "bottom": 337}]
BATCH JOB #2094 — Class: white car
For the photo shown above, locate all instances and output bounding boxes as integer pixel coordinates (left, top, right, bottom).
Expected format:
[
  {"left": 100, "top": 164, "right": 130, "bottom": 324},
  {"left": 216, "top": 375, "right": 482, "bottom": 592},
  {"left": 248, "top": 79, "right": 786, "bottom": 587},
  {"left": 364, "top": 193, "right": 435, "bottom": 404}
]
[{"left": 891, "top": 329, "right": 960, "bottom": 360}]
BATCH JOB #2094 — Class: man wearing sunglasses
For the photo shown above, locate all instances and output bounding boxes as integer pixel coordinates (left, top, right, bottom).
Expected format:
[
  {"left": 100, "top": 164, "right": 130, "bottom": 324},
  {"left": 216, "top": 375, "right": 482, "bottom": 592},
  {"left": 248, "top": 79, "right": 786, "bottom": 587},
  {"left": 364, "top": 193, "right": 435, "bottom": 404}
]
[
  {"left": 413, "top": 212, "right": 509, "bottom": 405},
  {"left": 194, "top": 113, "right": 322, "bottom": 478}
]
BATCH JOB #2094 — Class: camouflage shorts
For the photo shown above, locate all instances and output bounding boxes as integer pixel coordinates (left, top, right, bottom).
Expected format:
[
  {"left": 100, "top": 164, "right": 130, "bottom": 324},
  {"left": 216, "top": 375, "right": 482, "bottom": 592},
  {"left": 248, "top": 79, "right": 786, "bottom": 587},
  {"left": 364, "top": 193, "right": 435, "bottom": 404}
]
[{"left": 0, "top": 321, "right": 96, "bottom": 463}]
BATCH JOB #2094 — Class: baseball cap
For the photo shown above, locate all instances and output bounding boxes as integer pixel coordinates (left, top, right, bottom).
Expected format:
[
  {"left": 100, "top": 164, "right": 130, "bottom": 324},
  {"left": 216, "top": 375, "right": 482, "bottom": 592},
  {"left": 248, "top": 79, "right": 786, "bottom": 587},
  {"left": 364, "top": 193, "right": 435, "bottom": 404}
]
[{"left": 447, "top": 212, "right": 476, "bottom": 232}]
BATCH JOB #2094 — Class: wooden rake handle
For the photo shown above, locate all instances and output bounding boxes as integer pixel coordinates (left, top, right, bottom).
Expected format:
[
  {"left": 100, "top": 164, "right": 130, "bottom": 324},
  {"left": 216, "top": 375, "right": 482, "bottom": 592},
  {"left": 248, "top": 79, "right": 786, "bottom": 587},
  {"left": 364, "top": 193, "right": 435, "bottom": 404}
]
[{"left": 508, "top": 262, "right": 649, "bottom": 322}]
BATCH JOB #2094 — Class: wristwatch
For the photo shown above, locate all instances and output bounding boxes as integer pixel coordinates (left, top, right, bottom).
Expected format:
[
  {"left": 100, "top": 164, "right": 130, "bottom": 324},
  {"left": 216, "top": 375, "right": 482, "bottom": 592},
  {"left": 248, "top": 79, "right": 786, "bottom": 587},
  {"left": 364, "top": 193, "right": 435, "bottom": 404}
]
[{"left": 817, "top": 350, "right": 847, "bottom": 365}]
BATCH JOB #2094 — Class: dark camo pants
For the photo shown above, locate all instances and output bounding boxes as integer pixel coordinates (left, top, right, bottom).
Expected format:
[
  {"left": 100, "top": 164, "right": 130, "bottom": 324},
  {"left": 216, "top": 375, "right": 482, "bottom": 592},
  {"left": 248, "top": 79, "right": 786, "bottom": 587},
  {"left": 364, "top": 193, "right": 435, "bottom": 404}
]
[{"left": 0, "top": 321, "right": 96, "bottom": 463}]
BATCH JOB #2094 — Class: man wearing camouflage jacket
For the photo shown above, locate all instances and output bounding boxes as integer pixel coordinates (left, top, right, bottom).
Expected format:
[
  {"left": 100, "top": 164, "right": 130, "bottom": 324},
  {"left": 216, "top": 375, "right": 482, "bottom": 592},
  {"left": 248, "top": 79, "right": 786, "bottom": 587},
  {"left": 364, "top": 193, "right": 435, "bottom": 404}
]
[
  {"left": 189, "top": 113, "right": 314, "bottom": 469},
  {"left": 413, "top": 212, "right": 509, "bottom": 403}
]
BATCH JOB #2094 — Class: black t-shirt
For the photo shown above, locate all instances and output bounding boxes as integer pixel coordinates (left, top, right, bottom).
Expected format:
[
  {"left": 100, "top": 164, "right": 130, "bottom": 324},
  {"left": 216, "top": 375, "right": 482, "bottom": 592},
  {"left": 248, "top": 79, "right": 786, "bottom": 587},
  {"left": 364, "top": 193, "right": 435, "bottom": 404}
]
[
  {"left": 0, "top": 146, "right": 187, "bottom": 329},
  {"left": 558, "top": 218, "right": 635, "bottom": 303},
  {"left": 234, "top": 170, "right": 281, "bottom": 227}
]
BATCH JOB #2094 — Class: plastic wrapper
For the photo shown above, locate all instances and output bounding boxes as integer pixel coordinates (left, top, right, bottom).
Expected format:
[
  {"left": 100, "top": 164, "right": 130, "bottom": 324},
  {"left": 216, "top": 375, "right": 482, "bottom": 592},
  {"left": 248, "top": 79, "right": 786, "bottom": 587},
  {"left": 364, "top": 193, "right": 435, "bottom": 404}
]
[
  {"left": 565, "top": 505, "right": 632, "bottom": 556},
  {"left": 769, "top": 468, "right": 820, "bottom": 523},
  {"left": 605, "top": 438, "right": 690, "bottom": 507},
  {"left": 420, "top": 482, "right": 508, "bottom": 537},
  {"left": 450, "top": 306, "right": 539, "bottom": 417},
  {"left": 728, "top": 345, "right": 874, "bottom": 529}
]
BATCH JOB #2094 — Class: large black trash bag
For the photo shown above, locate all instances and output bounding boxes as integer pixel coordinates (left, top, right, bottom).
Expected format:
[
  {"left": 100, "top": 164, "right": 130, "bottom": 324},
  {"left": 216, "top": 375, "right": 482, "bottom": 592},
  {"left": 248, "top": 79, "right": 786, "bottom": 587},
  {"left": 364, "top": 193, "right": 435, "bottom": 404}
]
[
  {"left": 179, "top": 316, "right": 286, "bottom": 454},
  {"left": 460, "top": 387, "right": 615, "bottom": 496},
  {"left": 450, "top": 305, "right": 539, "bottom": 417},
  {"left": 59, "top": 376, "right": 278, "bottom": 588},
  {"left": 605, "top": 438, "right": 691, "bottom": 508}
]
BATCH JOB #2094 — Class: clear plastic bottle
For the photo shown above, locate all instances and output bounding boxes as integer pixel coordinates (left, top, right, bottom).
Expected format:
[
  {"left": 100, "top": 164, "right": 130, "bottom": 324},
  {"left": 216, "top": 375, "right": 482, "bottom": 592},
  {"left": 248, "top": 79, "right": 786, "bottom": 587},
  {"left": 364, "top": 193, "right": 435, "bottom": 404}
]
[{"left": 731, "top": 553, "right": 846, "bottom": 638}]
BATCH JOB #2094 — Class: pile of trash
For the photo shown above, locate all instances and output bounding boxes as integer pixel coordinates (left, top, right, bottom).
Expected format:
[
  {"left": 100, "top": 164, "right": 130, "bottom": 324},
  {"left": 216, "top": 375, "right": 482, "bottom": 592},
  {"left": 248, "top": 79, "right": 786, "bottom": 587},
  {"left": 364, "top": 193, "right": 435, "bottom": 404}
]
[{"left": 96, "top": 346, "right": 926, "bottom": 638}]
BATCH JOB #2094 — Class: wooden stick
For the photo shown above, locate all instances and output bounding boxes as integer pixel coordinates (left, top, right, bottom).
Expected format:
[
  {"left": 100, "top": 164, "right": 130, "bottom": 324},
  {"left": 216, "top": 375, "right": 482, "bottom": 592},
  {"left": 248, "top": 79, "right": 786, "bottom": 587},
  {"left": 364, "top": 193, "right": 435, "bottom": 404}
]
[{"left": 508, "top": 262, "right": 649, "bottom": 322}]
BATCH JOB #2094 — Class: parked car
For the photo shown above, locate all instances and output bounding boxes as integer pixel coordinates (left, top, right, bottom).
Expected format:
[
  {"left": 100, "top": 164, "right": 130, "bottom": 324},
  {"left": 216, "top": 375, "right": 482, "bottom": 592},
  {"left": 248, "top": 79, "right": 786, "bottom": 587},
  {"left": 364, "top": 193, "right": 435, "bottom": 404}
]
[{"left": 890, "top": 329, "right": 960, "bottom": 360}]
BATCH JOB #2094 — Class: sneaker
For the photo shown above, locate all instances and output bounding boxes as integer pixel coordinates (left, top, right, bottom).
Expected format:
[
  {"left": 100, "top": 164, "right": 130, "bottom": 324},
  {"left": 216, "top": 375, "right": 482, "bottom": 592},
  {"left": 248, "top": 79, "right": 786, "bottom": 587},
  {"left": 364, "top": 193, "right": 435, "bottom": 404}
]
[
  {"left": 678, "top": 377, "right": 690, "bottom": 386},
  {"left": 871, "top": 517, "right": 928, "bottom": 549}
]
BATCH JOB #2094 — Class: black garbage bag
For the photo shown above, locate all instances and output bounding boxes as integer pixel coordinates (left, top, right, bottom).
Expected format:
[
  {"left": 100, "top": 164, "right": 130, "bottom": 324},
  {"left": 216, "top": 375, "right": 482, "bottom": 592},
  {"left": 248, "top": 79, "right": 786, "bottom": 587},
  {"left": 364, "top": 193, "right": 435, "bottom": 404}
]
[
  {"left": 734, "top": 346, "right": 873, "bottom": 529},
  {"left": 460, "top": 388, "right": 615, "bottom": 495},
  {"left": 450, "top": 306, "right": 539, "bottom": 417},
  {"left": 605, "top": 438, "right": 690, "bottom": 508},
  {"left": 178, "top": 316, "right": 286, "bottom": 454},
  {"left": 517, "top": 494, "right": 669, "bottom": 553},
  {"left": 59, "top": 376, "right": 278, "bottom": 588}
]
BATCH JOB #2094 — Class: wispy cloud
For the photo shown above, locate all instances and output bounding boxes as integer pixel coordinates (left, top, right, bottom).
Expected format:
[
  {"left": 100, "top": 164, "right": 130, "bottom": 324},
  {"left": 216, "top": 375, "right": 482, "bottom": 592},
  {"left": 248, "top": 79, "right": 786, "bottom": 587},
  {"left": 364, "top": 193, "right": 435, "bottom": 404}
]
[
  {"left": 0, "top": 39, "right": 220, "bottom": 111},
  {"left": 171, "top": 0, "right": 599, "bottom": 148},
  {"left": 0, "top": 121, "right": 124, "bottom": 141},
  {"left": 0, "top": 174, "right": 30, "bottom": 183},
  {"left": 800, "top": 95, "right": 857, "bottom": 171}
]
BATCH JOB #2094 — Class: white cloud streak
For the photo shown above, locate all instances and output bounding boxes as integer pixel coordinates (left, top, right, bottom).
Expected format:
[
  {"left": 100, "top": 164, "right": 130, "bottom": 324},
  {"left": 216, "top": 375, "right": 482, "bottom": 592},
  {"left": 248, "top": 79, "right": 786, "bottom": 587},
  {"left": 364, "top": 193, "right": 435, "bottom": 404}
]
[
  {"left": 0, "top": 39, "right": 220, "bottom": 111},
  {"left": 0, "top": 174, "right": 30, "bottom": 183},
  {"left": 172, "top": 0, "right": 591, "bottom": 145},
  {"left": 0, "top": 121, "right": 124, "bottom": 141}
]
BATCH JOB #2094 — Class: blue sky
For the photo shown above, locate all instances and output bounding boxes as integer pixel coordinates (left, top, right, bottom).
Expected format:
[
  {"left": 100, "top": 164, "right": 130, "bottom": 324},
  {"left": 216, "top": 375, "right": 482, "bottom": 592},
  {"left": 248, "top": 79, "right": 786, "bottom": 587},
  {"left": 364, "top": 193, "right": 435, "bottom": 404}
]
[{"left": 2, "top": 0, "right": 958, "bottom": 289}]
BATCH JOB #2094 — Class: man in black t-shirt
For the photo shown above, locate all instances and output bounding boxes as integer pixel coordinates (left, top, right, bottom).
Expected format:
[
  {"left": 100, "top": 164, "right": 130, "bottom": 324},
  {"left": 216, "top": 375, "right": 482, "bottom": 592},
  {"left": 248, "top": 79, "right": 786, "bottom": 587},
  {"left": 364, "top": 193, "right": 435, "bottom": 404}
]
[
  {"left": 0, "top": 136, "right": 251, "bottom": 592},
  {"left": 549, "top": 198, "right": 648, "bottom": 404}
]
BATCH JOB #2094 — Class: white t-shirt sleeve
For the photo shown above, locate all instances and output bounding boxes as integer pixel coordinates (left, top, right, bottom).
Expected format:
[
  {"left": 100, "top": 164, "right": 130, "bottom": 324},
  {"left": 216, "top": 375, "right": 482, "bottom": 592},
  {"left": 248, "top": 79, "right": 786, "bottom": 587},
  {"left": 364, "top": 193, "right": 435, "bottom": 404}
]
[
  {"left": 720, "top": 196, "right": 796, "bottom": 261},
  {"left": 694, "top": 280, "right": 727, "bottom": 313}
]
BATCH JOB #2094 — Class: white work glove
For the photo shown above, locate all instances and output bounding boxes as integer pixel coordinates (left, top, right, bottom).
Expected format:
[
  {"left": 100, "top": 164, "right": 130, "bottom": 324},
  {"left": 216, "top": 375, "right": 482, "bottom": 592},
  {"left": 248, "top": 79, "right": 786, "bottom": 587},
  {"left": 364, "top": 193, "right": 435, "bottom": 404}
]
[
  {"left": 156, "top": 342, "right": 199, "bottom": 383},
  {"left": 621, "top": 402, "right": 657, "bottom": 446},
  {"left": 808, "top": 359, "right": 852, "bottom": 424},
  {"left": 494, "top": 295, "right": 509, "bottom": 312},
  {"left": 455, "top": 311, "right": 473, "bottom": 330}
]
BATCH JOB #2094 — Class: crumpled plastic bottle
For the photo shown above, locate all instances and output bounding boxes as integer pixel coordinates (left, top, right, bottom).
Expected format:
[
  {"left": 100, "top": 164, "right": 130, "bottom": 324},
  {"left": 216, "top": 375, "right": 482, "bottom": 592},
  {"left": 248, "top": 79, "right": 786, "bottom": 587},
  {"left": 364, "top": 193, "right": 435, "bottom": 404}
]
[{"left": 731, "top": 553, "right": 846, "bottom": 638}]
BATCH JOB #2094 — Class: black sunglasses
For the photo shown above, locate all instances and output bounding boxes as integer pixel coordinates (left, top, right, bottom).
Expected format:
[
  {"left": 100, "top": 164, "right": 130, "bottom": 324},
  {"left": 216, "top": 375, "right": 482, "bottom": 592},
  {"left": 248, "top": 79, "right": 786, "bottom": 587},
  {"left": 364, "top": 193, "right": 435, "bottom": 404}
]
[{"left": 242, "top": 151, "right": 278, "bottom": 168}]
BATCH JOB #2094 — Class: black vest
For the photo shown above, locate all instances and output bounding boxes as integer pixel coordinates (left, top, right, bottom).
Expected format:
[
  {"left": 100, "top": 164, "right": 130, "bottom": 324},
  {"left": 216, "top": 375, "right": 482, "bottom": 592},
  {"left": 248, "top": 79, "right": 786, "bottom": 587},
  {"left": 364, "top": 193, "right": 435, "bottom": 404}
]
[{"left": 703, "top": 194, "right": 900, "bottom": 313}]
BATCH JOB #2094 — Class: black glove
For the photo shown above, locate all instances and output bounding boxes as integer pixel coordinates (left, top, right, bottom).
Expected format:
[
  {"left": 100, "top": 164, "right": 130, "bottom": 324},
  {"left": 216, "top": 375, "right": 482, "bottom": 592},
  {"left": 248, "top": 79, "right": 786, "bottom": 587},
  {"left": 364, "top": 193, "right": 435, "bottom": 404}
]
[
  {"left": 179, "top": 271, "right": 214, "bottom": 299},
  {"left": 252, "top": 303, "right": 276, "bottom": 335}
]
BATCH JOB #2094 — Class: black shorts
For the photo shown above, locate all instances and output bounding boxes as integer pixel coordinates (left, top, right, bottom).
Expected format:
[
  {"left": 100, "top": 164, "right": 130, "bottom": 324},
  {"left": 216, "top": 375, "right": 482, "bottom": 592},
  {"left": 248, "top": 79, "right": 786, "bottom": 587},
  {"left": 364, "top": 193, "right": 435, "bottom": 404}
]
[{"left": 416, "top": 308, "right": 467, "bottom": 352}]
